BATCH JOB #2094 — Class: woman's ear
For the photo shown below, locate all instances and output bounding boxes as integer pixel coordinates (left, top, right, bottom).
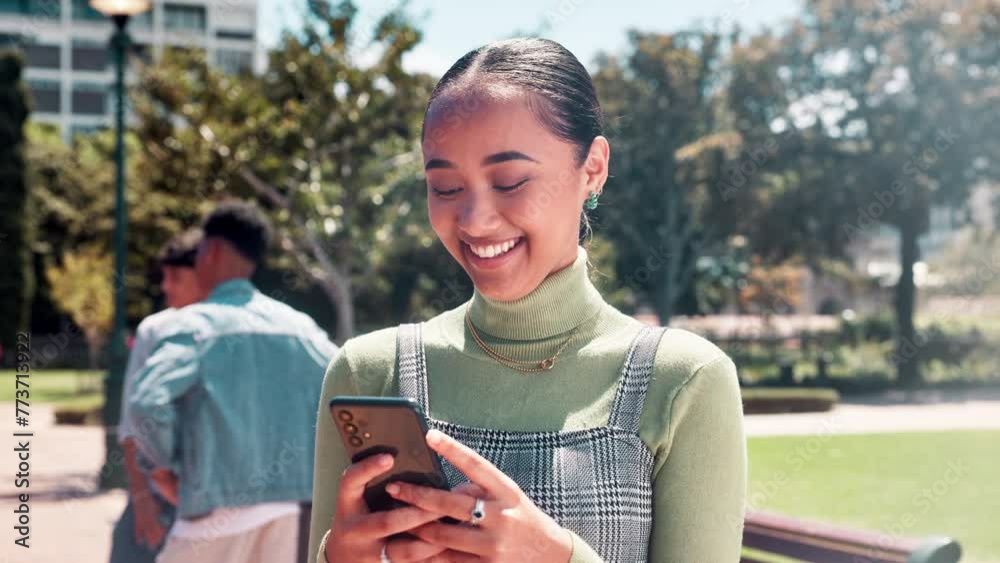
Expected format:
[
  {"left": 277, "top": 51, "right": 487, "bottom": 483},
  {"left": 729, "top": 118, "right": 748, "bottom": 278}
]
[{"left": 582, "top": 136, "right": 610, "bottom": 197}]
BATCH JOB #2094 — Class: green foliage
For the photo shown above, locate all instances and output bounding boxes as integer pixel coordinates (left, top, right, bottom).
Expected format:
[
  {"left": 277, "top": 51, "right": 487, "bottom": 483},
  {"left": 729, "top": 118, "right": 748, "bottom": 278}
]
[
  {"left": 593, "top": 31, "right": 747, "bottom": 322},
  {"left": 727, "top": 0, "right": 999, "bottom": 383},
  {"left": 44, "top": 245, "right": 114, "bottom": 368},
  {"left": 0, "top": 50, "right": 33, "bottom": 350},
  {"left": 131, "top": 0, "right": 444, "bottom": 340}
]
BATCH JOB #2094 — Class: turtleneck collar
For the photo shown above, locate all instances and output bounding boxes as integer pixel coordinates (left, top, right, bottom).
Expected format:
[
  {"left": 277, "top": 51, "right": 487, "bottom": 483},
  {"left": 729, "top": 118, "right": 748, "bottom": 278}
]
[{"left": 467, "top": 246, "right": 605, "bottom": 341}]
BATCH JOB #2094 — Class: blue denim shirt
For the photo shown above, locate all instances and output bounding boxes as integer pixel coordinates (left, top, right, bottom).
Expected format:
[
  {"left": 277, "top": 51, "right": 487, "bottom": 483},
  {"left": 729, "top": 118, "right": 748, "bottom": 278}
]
[{"left": 128, "top": 279, "right": 338, "bottom": 519}]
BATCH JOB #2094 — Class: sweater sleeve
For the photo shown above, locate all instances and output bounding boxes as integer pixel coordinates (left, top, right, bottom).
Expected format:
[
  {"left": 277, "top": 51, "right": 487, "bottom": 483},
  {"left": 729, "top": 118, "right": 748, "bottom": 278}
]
[
  {"left": 308, "top": 346, "right": 361, "bottom": 563},
  {"left": 649, "top": 354, "right": 747, "bottom": 562}
]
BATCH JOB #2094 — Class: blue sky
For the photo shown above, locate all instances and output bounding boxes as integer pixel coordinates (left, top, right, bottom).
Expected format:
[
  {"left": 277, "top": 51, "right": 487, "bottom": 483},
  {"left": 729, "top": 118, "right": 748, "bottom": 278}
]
[{"left": 259, "top": 0, "right": 801, "bottom": 74}]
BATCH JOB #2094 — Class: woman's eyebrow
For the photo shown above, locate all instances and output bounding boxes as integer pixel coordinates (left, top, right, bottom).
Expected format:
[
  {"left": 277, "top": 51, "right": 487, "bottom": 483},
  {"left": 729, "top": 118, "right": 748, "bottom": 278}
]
[
  {"left": 482, "top": 151, "right": 539, "bottom": 166},
  {"left": 425, "top": 151, "right": 539, "bottom": 171},
  {"left": 425, "top": 158, "right": 453, "bottom": 170}
]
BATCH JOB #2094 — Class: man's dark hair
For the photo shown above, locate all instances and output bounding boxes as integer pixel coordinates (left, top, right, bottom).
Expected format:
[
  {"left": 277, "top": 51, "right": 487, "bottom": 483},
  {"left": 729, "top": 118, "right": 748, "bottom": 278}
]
[
  {"left": 157, "top": 228, "right": 203, "bottom": 268},
  {"left": 201, "top": 200, "right": 272, "bottom": 265}
]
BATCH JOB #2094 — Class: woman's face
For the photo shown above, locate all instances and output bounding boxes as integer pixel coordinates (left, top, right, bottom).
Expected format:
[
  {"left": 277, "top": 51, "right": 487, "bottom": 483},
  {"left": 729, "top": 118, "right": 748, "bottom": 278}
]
[{"left": 422, "top": 90, "right": 608, "bottom": 301}]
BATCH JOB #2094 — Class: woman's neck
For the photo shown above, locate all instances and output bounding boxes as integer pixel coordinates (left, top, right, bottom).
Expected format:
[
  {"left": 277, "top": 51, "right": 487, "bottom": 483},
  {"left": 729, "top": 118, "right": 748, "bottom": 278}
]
[{"left": 466, "top": 246, "right": 605, "bottom": 341}]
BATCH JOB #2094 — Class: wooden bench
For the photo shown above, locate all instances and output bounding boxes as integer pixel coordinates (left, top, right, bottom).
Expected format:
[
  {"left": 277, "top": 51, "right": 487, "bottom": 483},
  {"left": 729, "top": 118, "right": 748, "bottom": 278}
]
[{"left": 741, "top": 511, "right": 962, "bottom": 563}]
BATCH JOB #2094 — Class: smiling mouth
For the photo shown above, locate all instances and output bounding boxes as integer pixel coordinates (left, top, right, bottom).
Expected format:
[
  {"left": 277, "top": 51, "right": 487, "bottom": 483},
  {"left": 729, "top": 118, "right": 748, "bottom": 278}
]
[{"left": 465, "top": 236, "right": 523, "bottom": 259}]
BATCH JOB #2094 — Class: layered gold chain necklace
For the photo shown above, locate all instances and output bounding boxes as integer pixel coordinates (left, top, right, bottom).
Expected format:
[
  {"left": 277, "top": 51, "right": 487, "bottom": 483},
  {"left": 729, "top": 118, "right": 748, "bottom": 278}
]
[{"left": 464, "top": 303, "right": 582, "bottom": 372}]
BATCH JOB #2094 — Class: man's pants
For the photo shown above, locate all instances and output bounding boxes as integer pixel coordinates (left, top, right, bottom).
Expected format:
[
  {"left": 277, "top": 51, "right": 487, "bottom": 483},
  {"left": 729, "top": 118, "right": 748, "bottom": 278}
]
[
  {"left": 109, "top": 496, "right": 176, "bottom": 563},
  {"left": 154, "top": 504, "right": 312, "bottom": 563},
  {"left": 156, "top": 513, "right": 297, "bottom": 563}
]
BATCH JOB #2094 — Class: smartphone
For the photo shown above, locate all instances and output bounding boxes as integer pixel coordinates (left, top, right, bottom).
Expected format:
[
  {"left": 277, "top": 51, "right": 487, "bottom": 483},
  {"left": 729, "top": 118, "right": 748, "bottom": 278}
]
[{"left": 328, "top": 396, "right": 452, "bottom": 514}]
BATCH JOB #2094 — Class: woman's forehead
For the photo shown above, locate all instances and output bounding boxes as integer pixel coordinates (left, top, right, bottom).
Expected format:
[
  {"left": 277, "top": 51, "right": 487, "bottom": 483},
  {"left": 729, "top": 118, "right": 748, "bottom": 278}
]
[{"left": 423, "top": 90, "right": 564, "bottom": 164}]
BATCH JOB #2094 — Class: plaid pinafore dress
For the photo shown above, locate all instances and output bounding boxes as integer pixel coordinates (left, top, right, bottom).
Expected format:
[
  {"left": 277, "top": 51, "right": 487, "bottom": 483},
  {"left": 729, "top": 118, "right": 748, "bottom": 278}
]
[{"left": 396, "top": 323, "right": 667, "bottom": 563}]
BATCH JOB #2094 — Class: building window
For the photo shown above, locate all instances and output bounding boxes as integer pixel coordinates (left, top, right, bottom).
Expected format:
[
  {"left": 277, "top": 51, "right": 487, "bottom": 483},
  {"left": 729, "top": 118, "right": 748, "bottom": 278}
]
[
  {"left": 215, "top": 49, "right": 252, "bottom": 75},
  {"left": 0, "top": 33, "right": 22, "bottom": 49},
  {"left": 25, "top": 42, "right": 61, "bottom": 69},
  {"left": 0, "top": 0, "right": 60, "bottom": 18},
  {"left": 28, "top": 79, "right": 60, "bottom": 113},
  {"left": 164, "top": 3, "right": 207, "bottom": 32},
  {"left": 72, "top": 40, "right": 108, "bottom": 71},
  {"left": 71, "top": 0, "right": 104, "bottom": 21},
  {"left": 71, "top": 82, "right": 108, "bottom": 116},
  {"left": 131, "top": 8, "right": 153, "bottom": 28},
  {"left": 216, "top": 29, "right": 254, "bottom": 41}
]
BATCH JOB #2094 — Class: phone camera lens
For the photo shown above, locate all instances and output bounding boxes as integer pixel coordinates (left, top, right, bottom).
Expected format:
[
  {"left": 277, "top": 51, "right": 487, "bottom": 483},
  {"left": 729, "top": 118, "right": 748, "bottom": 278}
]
[
  {"left": 337, "top": 410, "right": 353, "bottom": 422},
  {"left": 343, "top": 423, "right": 358, "bottom": 434},
  {"left": 348, "top": 435, "right": 363, "bottom": 447}
]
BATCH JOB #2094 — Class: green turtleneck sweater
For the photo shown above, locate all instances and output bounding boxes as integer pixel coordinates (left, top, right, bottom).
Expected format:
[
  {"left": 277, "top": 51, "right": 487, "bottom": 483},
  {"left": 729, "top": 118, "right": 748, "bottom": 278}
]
[{"left": 309, "top": 247, "right": 746, "bottom": 562}]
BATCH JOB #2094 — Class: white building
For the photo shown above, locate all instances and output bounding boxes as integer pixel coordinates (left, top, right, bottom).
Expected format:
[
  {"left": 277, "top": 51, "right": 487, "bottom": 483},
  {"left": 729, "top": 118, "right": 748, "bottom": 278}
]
[{"left": 0, "top": 0, "right": 259, "bottom": 138}]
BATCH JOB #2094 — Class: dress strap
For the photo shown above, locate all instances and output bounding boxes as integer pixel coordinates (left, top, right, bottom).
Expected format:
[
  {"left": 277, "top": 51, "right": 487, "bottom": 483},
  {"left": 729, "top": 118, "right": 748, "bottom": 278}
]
[
  {"left": 396, "top": 323, "right": 429, "bottom": 412},
  {"left": 608, "top": 326, "right": 668, "bottom": 433}
]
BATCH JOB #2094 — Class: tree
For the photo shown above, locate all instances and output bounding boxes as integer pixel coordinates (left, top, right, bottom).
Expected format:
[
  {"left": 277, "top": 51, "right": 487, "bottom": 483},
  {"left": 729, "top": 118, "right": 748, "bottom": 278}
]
[
  {"left": 45, "top": 245, "right": 114, "bottom": 368},
  {"left": 754, "top": 0, "right": 998, "bottom": 384},
  {"left": 0, "top": 50, "right": 34, "bottom": 352},
  {"left": 593, "top": 31, "right": 745, "bottom": 323},
  {"left": 133, "top": 0, "right": 439, "bottom": 341}
]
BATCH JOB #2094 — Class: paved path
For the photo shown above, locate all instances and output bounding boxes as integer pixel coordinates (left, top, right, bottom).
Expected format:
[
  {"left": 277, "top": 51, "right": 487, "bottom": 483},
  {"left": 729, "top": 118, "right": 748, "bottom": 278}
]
[
  {"left": 745, "top": 388, "right": 1000, "bottom": 437},
  {"left": 1, "top": 391, "right": 999, "bottom": 563},
  {"left": 0, "top": 404, "right": 126, "bottom": 563}
]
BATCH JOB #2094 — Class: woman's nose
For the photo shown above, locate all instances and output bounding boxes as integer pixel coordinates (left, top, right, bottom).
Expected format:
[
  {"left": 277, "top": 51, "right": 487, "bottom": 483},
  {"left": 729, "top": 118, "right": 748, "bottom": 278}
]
[{"left": 458, "top": 192, "right": 502, "bottom": 235}]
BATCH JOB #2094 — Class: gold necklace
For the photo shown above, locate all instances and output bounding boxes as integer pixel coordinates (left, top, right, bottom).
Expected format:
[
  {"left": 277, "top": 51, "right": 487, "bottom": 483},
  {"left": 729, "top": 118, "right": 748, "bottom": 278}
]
[{"left": 464, "top": 304, "right": 581, "bottom": 372}]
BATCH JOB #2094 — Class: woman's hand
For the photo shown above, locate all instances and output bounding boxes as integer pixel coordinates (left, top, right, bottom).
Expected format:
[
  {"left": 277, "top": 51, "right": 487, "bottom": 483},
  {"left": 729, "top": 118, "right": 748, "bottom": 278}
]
[
  {"left": 325, "top": 453, "right": 458, "bottom": 562},
  {"left": 385, "top": 429, "right": 574, "bottom": 563}
]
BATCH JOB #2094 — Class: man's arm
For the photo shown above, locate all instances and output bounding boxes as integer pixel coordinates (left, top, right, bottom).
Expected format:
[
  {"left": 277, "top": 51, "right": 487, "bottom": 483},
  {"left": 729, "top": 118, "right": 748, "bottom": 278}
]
[{"left": 127, "top": 331, "right": 201, "bottom": 471}]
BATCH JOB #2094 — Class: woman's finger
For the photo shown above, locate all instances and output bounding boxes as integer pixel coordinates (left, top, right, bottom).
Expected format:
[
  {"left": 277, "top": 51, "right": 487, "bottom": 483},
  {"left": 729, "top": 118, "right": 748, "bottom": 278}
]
[
  {"left": 425, "top": 429, "right": 520, "bottom": 502},
  {"left": 384, "top": 535, "right": 449, "bottom": 562},
  {"left": 451, "top": 482, "right": 488, "bottom": 499},
  {"left": 386, "top": 483, "right": 492, "bottom": 527},
  {"left": 410, "top": 520, "right": 492, "bottom": 557},
  {"left": 336, "top": 453, "right": 394, "bottom": 515},
  {"left": 421, "top": 549, "right": 483, "bottom": 563},
  {"left": 356, "top": 505, "right": 451, "bottom": 540}
]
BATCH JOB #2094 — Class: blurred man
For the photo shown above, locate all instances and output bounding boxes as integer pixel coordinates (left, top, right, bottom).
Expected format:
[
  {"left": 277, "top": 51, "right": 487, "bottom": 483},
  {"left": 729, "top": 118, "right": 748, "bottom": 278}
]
[
  {"left": 129, "top": 200, "right": 338, "bottom": 563},
  {"left": 110, "top": 228, "right": 206, "bottom": 563}
]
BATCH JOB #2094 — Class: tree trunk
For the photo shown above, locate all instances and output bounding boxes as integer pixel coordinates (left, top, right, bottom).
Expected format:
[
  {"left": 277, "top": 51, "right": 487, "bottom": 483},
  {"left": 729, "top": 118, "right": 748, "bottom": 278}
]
[
  {"left": 316, "top": 267, "right": 354, "bottom": 344},
  {"left": 654, "top": 277, "right": 674, "bottom": 327},
  {"left": 894, "top": 222, "right": 921, "bottom": 386}
]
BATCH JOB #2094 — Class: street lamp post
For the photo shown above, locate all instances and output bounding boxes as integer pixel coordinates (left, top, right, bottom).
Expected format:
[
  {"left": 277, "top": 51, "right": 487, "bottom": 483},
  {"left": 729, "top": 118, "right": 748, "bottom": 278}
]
[{"left": 90, "top": 0, "right": 150, "bottom": 490}]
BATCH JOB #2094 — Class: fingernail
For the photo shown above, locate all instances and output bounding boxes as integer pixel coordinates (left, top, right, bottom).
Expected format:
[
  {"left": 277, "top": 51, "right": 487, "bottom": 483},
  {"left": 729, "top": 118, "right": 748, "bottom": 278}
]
[
  {"left": 386, "top": 483, "right": 400, "bottom": 495},
  {"left": 379, "top": 454, "right": 394, "bottom": 466},
  {"left": 426, "top": 429, "right": 442, "bottom": 445}
]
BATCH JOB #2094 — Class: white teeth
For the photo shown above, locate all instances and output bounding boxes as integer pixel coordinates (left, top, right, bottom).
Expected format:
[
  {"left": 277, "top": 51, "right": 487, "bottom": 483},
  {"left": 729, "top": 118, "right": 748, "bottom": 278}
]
[{"left": 470, "top": 238, "right": 520, "bottom": 258}]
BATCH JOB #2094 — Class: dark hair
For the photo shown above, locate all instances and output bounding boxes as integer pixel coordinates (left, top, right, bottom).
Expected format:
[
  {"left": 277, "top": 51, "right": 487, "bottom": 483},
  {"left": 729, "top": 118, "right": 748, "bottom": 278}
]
[
  {"left": 201, "top": 200, "right": 272, "bottom": 265},
  {"left": 423, "top": 37, "right": 605, "bottom": 165},
  {"left": 157, "top": 228, "right": 202, "bottom": 269}
]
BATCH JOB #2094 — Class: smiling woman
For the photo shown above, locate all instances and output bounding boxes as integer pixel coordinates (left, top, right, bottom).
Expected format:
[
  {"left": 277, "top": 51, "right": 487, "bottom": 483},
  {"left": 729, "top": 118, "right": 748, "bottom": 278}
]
[{"left": 309, "top": 38, "right": 746, "bottom": 563}]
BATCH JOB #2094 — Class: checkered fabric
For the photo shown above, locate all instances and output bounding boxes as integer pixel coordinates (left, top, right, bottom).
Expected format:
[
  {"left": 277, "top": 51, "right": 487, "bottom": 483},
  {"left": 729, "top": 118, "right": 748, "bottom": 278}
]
[{"left": 396, "top": 323, "right": 667, "bottom": 563}]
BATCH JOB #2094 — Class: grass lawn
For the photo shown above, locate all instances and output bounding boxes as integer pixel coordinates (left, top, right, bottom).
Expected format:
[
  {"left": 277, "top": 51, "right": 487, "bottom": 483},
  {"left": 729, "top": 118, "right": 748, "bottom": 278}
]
[
  {"left": 747, "top": 431, "right": 1000, "bottom": 563},
  {"left": 0, "top": 369, "right": 104, "bottom": 410}
]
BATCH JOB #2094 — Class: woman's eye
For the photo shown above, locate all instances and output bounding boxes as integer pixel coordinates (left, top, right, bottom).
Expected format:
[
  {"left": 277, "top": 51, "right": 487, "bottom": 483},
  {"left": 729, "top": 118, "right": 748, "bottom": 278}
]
[
  {"left": 494, "top": 178, "right": 530, "bottom": 192},
  {"left": 431, "top": 186, "right": 462, "bottom": 197}
]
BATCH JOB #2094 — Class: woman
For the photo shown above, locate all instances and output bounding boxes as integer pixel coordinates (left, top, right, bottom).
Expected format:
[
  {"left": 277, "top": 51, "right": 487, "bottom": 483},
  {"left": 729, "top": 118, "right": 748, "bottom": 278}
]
[{"left": 308, "top": 38, "right": 746, "bottom": 563}]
